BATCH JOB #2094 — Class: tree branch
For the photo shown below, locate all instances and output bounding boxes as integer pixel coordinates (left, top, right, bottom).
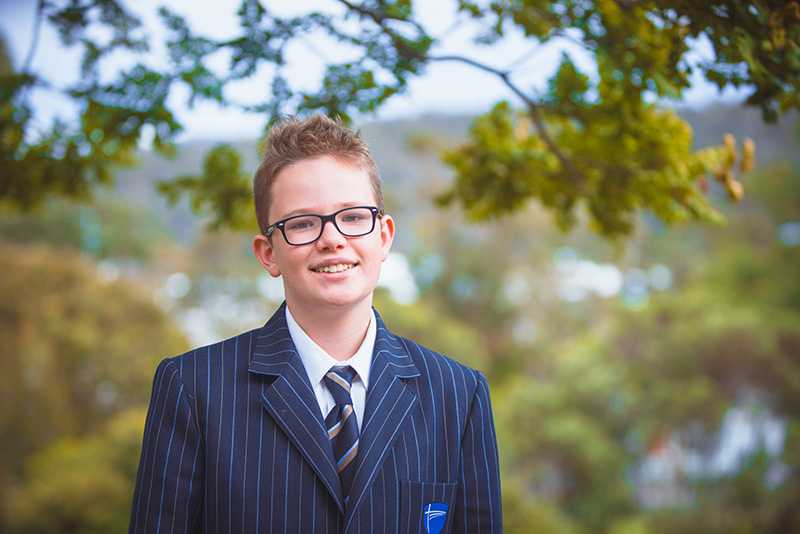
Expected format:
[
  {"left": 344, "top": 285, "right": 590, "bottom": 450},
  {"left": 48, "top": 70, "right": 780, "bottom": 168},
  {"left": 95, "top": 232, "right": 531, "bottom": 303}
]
[
  {"left": 23, "top": 0, "right": 45, "bottom": 74},
  {"left": 427, "top": 54, "right": 584, "bottom": 191},
  {"left": 335, "top": 0, "right": 426, "bottom": 35},
  {"left": 432, "top": 14, "right": 468, "bottom": 41},
  {"left": 505, "top": 45, "right": 545, "bottom": 72},
  {"left": 334, "top": 2, "right": 584, "bottom": 190}
]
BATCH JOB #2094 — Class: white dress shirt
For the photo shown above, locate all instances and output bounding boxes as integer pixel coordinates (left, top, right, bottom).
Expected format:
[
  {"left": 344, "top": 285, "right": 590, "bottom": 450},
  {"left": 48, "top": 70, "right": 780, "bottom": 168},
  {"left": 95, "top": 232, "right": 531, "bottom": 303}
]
[{"left": 285, "top": 306, "right": 375, "bottom": 431}]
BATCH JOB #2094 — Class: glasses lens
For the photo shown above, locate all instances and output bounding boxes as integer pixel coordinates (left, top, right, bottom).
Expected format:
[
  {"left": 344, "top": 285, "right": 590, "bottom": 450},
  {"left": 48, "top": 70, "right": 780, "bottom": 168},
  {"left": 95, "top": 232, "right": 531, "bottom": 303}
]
[
  {"left": 336, "top": 208, "right": 375, "bottom": 236},
  {"left": 284, "top": 215, "right": 321, "bottom": 244}
]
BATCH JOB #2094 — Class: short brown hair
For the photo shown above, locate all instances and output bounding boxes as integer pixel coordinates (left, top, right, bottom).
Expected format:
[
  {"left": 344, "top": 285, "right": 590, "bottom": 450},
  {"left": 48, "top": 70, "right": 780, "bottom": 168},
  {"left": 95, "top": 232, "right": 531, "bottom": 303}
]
[{"left": 253, "top": 115, "right": 384, "bottom": 233}]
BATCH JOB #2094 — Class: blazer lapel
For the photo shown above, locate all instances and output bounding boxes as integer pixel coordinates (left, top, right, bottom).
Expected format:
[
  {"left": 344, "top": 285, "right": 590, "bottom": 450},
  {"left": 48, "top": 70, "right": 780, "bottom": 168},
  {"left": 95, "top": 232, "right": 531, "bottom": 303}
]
[
  {"left": 248, "top": 302, "right": 345, "bottom": 514},
  {"left": 344, "top": 309, "right": 420, "bottom": 528}
]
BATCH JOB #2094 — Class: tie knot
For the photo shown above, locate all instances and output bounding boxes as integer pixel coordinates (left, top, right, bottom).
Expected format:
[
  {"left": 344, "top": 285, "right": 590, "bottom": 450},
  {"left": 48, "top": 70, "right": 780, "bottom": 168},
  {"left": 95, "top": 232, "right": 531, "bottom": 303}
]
[{"left": 324, "top": 365, "right": 357, "bottom": 405}]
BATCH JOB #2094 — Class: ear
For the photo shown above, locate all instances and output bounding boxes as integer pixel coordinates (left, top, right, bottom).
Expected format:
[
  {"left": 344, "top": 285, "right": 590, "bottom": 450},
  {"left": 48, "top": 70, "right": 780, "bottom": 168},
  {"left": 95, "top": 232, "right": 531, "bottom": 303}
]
[
  {"left": 253, "top": 233, "right": 282, "bottom": 277},
  {"left": 378, "top": 214, "right": 395, "bottom": 261}
]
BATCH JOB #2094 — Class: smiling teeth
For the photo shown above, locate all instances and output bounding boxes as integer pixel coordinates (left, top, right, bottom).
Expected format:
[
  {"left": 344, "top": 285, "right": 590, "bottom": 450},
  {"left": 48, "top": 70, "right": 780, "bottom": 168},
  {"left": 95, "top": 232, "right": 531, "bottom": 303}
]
[{"left": 313, "top": 263, "right": 355, "bottom": 273}]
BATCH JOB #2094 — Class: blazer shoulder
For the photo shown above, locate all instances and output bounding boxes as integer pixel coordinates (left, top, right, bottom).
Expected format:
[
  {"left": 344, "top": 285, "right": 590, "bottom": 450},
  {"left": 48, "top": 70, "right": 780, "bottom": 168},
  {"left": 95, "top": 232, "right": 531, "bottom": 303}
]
[
  {"left": 395, "top": 334, "right": 484, "bottom": 393},
  {"left": 155, "top": 327, "right": 261, "bottom": 396}
]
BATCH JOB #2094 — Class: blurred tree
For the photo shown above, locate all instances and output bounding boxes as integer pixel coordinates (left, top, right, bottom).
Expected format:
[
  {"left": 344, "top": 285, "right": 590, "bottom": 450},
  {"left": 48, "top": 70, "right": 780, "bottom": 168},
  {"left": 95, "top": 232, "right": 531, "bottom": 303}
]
[
  {"left": 497, "top": 256, "right": 800, "bottom": 531},
  {"left": 3, "top": 0, "right": 796, "bottom": 238},
  {"left": 157, "top": 144, "right": 254, "bottom": 231},
  {"left": 6, "top": 408, "right": 146, "bottom": 534},
  {"left": 0, "top": 195, "right": 174, "bottom": 261},
  {"left": 0, "top": 241, "right": 188, "bottom": 528},
  {"left": 405, "top": 197, "right": 632, "bottom": 381},
  {"left": 495, "top": 161, "right": 800, "bottom": 533}
]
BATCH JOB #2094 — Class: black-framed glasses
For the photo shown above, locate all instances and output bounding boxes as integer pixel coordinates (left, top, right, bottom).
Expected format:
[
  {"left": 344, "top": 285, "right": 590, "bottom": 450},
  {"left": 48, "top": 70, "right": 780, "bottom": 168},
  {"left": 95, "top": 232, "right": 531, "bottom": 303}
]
[{"left": 265, "top": 206, "right": 383, "bottom": 246}]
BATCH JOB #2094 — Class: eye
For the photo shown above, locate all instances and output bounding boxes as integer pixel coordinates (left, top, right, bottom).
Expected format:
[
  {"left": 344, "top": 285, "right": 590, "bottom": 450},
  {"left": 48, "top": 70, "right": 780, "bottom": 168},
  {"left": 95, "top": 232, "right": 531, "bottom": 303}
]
[{"left": 286, "top": 218, "right": 316, "bottom": 231}]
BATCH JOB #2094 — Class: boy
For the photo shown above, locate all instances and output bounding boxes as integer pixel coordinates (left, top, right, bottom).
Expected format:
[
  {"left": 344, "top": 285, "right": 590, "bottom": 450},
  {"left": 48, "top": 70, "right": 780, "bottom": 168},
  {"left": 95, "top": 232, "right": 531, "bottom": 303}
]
[{"left": 129, "top": 115, "right": 502, "bottom": 533}]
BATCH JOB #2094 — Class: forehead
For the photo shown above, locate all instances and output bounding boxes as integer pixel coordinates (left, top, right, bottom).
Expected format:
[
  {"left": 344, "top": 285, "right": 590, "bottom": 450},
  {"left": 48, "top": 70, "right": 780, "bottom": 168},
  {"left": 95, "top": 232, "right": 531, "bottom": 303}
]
[{"left": 270, "top": 155, "right": 376, "bottom": 220}]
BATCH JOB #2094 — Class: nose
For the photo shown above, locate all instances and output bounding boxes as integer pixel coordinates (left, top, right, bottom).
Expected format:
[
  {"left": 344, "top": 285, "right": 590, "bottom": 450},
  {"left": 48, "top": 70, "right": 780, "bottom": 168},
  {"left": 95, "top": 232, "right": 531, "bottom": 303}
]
[{"left": 316, "top": 218, "right": 346, "bottom": 249}]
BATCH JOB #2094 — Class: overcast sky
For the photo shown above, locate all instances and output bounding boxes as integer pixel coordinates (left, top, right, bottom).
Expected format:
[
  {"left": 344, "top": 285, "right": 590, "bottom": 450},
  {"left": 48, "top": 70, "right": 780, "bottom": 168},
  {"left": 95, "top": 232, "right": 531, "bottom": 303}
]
[{"left": 1, "top": 0, "right": 747, "bottom": 141}]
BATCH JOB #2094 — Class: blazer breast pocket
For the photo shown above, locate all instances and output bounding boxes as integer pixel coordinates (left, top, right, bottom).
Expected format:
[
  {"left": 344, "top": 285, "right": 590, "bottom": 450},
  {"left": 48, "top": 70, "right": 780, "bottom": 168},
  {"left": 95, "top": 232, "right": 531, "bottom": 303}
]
[{"left": 399, "top": 479, "right": 458, "bottom": 534}]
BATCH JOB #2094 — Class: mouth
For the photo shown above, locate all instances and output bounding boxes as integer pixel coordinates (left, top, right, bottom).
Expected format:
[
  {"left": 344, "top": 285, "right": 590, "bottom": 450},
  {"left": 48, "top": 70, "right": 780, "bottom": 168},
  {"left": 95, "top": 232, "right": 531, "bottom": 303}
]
[{"left": 310, "top": 262, "right": 359, "bottom": 274}]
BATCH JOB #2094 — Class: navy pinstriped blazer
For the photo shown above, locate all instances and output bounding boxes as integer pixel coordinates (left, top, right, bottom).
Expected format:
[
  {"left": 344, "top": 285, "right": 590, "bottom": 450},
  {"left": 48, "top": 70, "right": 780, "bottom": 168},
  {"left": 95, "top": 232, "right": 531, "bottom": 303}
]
[{"left": 129, "top": 301, "right": 502, "bottom": 533}]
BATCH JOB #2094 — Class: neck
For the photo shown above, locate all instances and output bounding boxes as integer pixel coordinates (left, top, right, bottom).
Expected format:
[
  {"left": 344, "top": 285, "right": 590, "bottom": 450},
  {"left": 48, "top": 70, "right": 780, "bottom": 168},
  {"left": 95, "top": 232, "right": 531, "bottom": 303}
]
[{"left": 286, "top": 297, "right": 372, "bottom": 361}]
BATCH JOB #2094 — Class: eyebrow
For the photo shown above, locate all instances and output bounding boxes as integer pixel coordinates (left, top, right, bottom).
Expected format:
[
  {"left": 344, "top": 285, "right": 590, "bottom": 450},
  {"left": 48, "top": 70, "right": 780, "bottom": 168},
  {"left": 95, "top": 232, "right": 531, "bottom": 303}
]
[{"left": 278, "top": 201, "right": 364, "bottom": 220}]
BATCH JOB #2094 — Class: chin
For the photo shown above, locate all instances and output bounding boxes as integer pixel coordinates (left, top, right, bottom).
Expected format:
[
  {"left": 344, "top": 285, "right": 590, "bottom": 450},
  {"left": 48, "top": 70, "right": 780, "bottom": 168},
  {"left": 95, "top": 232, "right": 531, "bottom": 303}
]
[{"left": 314, "top": 289, "right": 371, "bottom": 309}]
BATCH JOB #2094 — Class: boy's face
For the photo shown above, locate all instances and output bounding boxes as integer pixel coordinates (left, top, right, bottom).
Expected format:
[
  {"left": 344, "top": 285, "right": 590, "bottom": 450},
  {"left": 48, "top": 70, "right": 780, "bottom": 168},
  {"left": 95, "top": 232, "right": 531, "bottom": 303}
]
[{"left": 253, "top": 155, "right": 395, "bottom": 313}]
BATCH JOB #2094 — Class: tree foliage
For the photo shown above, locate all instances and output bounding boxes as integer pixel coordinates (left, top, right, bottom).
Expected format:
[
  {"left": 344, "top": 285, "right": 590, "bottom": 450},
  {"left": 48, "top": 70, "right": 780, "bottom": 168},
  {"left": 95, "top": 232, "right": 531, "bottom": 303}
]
[
  {"left": 492, "top": 156, "right": 800, "bottom": 532},
  {"left": 0, "top": 196, "right": 174, "bottom": 260},
  {"left": 0, "top": 241, "right": 188, "bottom": 526},
  {"left": 497, "top": 244, "right": 800, "bottom": 532},
  {"left": 2, "top": 0, "right": 797, "bottom": 238},
  {"left": 7, "top": 409, "right": 145, "bottom": 534},
  {"left": 157, "top": 144, "right": 254, "bottom": 230}
]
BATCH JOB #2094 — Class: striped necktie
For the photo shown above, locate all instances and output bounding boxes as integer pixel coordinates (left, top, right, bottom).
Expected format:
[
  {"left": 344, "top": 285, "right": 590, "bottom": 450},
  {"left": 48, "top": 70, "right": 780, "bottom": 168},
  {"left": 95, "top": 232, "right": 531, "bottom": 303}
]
[{"left": 323, "top": 365, "right": 360, "bottom": 501}]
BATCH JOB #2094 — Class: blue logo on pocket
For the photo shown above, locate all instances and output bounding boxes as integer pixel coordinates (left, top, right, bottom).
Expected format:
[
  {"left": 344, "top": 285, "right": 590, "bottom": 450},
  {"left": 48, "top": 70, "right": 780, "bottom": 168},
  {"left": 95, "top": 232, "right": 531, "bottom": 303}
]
[{"left": 423, "top": 502, "right": 448, "bottom": 534}]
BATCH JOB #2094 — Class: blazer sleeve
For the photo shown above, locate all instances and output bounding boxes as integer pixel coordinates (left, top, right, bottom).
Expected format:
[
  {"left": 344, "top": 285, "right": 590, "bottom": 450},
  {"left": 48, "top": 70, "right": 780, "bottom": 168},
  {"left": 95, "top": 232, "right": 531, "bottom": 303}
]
[
  {"left": 129, "top": 357, "right": 203, "bottom": 534},
  {"left": 452, "top": 371, "right": 503, "bottom": 533}
]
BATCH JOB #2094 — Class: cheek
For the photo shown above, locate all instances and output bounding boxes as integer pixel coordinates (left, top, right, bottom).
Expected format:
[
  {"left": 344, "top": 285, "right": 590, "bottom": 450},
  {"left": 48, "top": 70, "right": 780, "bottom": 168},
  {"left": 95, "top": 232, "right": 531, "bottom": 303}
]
[
  {"left": 277, "top": 251, "right": 308, "bottom": 277},
  {"left": 359, "top": 247, "right": 384, "bottom": 277}
]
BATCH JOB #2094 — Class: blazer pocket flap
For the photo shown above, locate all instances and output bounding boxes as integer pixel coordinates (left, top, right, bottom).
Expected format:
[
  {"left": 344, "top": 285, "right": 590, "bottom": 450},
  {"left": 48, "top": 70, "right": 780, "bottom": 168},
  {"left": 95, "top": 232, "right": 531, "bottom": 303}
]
[{"left": 399, "top": 480, "right": 458, "bottom": 534}]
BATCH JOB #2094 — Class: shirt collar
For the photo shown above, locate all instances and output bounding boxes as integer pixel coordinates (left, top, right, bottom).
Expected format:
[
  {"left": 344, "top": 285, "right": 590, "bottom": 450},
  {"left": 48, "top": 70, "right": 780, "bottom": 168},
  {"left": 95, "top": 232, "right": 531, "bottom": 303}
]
[{"left": 285, "top": 305, "right": 375, "bottom": 389}]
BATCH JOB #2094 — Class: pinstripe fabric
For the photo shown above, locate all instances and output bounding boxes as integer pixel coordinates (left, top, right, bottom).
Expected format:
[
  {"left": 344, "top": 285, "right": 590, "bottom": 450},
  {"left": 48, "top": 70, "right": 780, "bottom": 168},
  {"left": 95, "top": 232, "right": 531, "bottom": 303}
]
[{"left": 129, "top": 301, "right": 502, "bottom": 533}]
